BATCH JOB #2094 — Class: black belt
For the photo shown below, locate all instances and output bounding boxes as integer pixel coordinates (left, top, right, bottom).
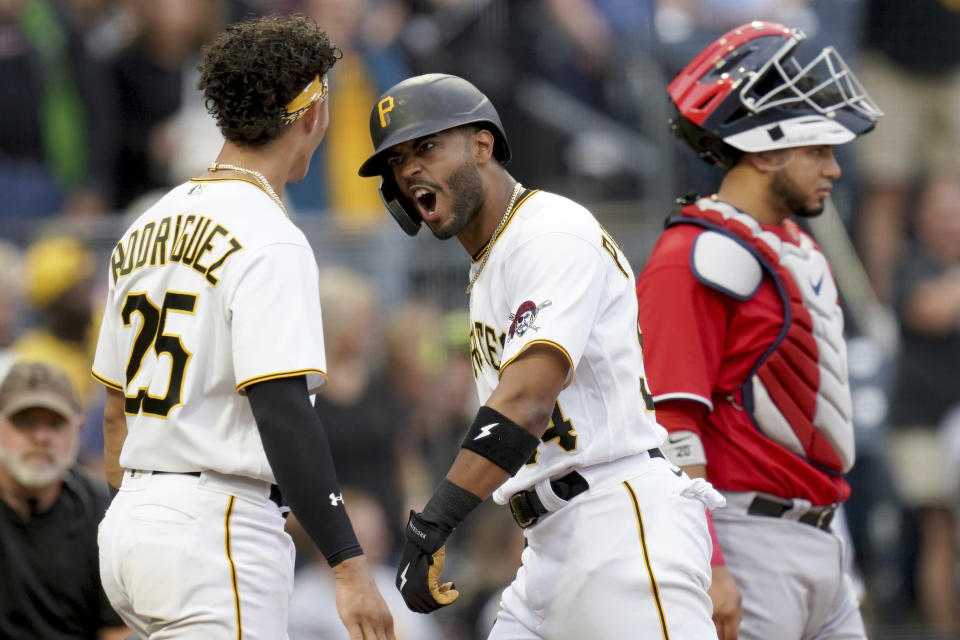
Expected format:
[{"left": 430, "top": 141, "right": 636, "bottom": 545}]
[
  {"left": 747, "top": 494, "right": 835, "bottom": 531},
  {"left": 508, "top": 448, "right": 665, "bottom": 529},
  {"left": 132, "top": 470, "right": 285, "bottom": 509}
]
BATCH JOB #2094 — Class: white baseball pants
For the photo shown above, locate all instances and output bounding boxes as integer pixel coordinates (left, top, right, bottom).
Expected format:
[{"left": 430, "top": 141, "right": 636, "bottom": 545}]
[
  {"left": 98, "top": 470, "right": 295, "bottom": 639},
  {"left": 489, "top": 453, "right": 719, "bottom": 640}
]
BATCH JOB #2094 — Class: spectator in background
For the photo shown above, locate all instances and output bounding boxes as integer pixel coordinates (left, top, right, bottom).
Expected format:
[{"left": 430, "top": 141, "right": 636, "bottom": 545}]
[
  {"left": 12, "top": 236, "right": 97, "bottom": 409},
  {"left": 107, "top": 0, "right": 227, "bottom": 211},
  {"left": 888, "top": 175, "right": 960, "bottom": 633},
  {"left": 56, "top": 0, "right": 137, "bottom": 61},
  {"left": 403, "top": 0, "right": 668, "bottom": 204},
  {"left": 855, "top": 0, "right": 960, "bottom": 304},
  {"left": 537, "top": 0, "right": 669, "bottom": 203},
  {"left": 380, "top": 299, "right": 451, "bottom": 494},
  {"left": 285, "top": 0, "right": 410, "bottom": 223},
  {"left": 0, "top": 0, "right": 115, "bottom": 229},
  {"left": 288, "top": 487, "right": 444, "bottom": 640},
  {"left": 0, "top": 360, "right": 127, "bottom": 639},
  {"left": 313, "top": 266, "right": 429, "bottom": 554},
  {"left": 0, "top": 241, "right": 24, "bottom": 382},
  {"left": 416, "top": 309, "right": 478, "bottom": 485}
]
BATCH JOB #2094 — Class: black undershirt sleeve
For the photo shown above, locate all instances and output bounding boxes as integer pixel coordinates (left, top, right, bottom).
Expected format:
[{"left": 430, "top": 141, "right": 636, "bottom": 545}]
[{"left": 246, "top": 375, "right": 361, "bottom": 567}]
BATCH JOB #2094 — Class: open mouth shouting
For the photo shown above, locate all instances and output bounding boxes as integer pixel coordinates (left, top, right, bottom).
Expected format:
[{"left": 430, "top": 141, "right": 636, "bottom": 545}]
[{"left": 410, "top": 185, "right": 439, "bottom": 221}]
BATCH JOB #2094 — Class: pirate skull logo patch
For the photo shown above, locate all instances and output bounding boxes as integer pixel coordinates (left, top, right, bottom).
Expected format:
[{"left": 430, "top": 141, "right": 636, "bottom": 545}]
[{"left": 508, "top": 299, "right": 552, "bottom": 339}]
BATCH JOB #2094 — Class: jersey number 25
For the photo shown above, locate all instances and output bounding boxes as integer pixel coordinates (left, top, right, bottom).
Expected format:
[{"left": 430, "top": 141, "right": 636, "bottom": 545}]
[{"left": 121, "top": 291, "right": 197, "bottom": 417}]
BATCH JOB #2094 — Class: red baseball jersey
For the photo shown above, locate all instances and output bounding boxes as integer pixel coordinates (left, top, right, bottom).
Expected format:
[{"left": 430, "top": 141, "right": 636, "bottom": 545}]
[{"left": 638, "top": 221, "right": 850, "bottom": 505}]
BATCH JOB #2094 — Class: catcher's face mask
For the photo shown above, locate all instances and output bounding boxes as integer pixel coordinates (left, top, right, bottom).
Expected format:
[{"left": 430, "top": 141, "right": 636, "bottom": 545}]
[{"left": 667, "top": 20, "right": 883, "bottom": 167}]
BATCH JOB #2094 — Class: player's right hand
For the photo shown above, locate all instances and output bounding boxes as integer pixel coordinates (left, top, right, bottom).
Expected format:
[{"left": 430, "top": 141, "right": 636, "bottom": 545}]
[
  {"left": 710, "top": 565, "right": 743, "bottom": 640},
  {"left": 332, "top": 555, "right": 396, "bottom": 639},
  {"left": 395, "top": 510, "right": 459, "bottom": 613}
]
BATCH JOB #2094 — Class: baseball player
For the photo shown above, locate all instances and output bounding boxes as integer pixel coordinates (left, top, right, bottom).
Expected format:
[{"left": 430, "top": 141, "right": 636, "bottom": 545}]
[
  {"left": 636, "top": 22, "right": 883, "bottom": 640},
  {"left": 359, "top": 73, "right": 723, "bottom": 639},
  {"left": 90, "top": 16, "right": 394, "bottom": 639}
]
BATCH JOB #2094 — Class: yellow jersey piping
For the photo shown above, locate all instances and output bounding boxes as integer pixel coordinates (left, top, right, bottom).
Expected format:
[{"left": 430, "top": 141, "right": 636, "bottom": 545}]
[
  {"left": 498, "top": 339, "right": 575, "bottom": 389},
  {"left": 471, "top": 189, "right": 540, "bottom": 264},
  {"left": 236, "top": 369, "right": 328, "bottom": 393},
  {"left": 91, "top": 370, "right": 124, "bottom": 391}
]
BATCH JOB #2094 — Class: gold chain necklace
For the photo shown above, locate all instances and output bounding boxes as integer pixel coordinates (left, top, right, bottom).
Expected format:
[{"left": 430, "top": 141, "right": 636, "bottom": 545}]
[
  {"left": 466, "top": 181, "right": 522, "bottom": 294},
  {"left": 208, "top": 162, "right": 288, "bottom": 218}
]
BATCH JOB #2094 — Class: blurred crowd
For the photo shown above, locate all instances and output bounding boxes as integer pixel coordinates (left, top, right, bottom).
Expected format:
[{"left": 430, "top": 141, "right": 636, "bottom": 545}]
[{"left": 2, "top": 0, "right": 960, "bottom": 638}]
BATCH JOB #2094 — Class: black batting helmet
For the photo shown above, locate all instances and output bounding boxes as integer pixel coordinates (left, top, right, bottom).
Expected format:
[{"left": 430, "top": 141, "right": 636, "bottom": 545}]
[{"left": 358, "top": 73, "right": 511, "bottom": 235}]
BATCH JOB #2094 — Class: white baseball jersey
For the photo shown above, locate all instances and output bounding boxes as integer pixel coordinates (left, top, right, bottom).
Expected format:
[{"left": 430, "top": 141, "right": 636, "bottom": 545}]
[
  {"left": 92, "top": 178, "right": 327, "bottom": 483},
  {"left": 466, "top": 189, "right": 667, "bottom": 503}
]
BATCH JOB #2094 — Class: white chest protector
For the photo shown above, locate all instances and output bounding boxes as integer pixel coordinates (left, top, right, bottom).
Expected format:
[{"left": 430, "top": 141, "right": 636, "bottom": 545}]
[{"left": 674, "top": 198, "right": 854, "bottom": 474}]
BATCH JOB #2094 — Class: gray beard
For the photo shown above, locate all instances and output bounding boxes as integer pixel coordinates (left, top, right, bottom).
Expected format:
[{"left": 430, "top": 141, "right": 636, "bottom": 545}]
[{"left": 0, "top": 446, "right": 75, "bottom": 489}]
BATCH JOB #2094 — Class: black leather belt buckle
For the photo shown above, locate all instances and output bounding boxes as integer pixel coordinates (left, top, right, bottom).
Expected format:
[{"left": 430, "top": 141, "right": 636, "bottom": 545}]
[
  {"left": 749, "top": 494, "right": 835, "bottom": 531},
  {"left": 747, "top": 494, "right": 791, "bottom": 518},
  {"left": 800, "top": 505, "right": 835, "bottom": 530},
  {"left": 509, "top": 491, "right": 541, "bottom": 529},
  {"left": 509, "top": 470, "right": 590, "bottom": 529}
]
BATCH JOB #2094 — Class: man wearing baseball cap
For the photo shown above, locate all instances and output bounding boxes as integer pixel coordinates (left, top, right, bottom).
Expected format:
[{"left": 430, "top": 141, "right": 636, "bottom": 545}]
[{"left": 0, "top": 361, "right": 127, "bottom": 638}]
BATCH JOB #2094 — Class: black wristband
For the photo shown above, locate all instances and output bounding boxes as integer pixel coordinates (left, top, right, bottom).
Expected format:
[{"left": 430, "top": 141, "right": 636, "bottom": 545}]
[
  {"left": 422, "top": 479, "right": 482, "bottom": 531},
  {"left": 461, "top": 405, "right": 541, "bottom": 475},
  {"left": 405, "top": 510, "right": 451, "bottom": 555}
]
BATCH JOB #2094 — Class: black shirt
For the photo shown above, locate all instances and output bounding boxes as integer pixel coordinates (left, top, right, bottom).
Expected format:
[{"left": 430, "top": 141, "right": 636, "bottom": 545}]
[
  {"left": 314, "top": 376, "right": 408, "bottom": 554},
  {"left": 866, "top": 0, "right": 960, "bottom": 73},
  {"left": 0, "top": 467, "right": 123, "bottom": 639},
  {"left": 891, "top": 244, "right": 960, "bottom": 428}
]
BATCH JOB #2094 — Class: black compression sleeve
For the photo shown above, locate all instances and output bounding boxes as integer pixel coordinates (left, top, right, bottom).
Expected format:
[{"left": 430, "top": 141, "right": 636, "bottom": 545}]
[{"left": 247, "top": 376, "right": 361, "bottom": 567}]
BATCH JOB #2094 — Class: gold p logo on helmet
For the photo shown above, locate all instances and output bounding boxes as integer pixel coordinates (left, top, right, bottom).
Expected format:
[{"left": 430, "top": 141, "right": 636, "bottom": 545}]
[{"left": 378, "top": 96, "right": 395, "bottom": 128}]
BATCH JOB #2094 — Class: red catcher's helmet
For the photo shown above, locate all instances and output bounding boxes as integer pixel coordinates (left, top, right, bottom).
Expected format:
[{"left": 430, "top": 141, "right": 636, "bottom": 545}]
[{"left": 668, "top": 21, "right": 883, "bottom": 168}]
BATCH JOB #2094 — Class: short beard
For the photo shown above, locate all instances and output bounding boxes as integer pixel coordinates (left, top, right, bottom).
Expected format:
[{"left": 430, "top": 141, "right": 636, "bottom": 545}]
[
  {"left": 0, "top": 443, "right": 76, "bottom": 490},
  {"left": 430, "top": 158, "right": 484, "bottom": 240},
  {"left": 770, "top": 170, "right": 823, "bottom": 218}
]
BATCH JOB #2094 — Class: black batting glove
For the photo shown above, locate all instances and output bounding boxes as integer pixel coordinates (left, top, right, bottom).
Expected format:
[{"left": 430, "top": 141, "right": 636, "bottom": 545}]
[{"left": 396, "top": 510, "right": 459, "bottom": 613}]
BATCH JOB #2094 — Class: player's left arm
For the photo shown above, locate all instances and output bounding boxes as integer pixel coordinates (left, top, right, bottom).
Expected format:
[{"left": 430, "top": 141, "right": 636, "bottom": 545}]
[
  {"left": 396, "top": 228, "right": 602, "bottom": 613},
  {"left": 449, "top": 343, "right": 569, "bottom": 496},
  {"left": 395, "top": 344, "right": 567, "bottom": 613},
  {"left": 102, "top": 387, "right": 127, "bottom": 491}
]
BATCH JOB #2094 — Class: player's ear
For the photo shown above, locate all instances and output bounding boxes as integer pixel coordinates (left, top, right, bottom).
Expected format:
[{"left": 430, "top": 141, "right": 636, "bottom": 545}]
[
  {"left": 304, "top": 100, "right": 329, "bottom": 134},
  {"left": 472, "top": 127, "right": 495, "bottom": 164},
  {"left": 303, "top": 102, "right": 320, "bottom": 133},
  {"left": 749, "top": 151, "right": 773, "bottom": 172}
]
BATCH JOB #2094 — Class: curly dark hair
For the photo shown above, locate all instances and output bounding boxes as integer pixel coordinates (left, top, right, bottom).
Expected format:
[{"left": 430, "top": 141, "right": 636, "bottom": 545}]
[{"left": 198, "top": 15, "right": 341, "bottom": 146}]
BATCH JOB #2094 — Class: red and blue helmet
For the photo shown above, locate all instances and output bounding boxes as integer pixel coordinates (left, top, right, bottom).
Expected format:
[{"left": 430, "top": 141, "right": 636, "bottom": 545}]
[{"left": 668, "top": 21, "right": 883, "bottom": 167}]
